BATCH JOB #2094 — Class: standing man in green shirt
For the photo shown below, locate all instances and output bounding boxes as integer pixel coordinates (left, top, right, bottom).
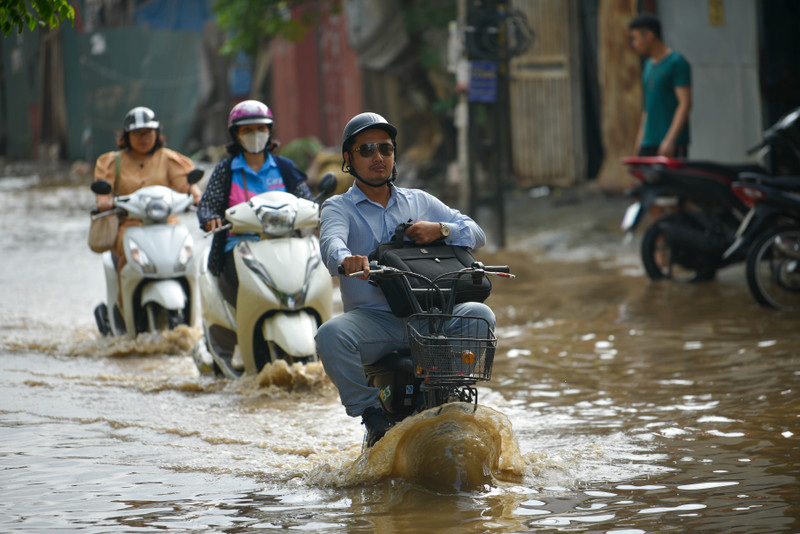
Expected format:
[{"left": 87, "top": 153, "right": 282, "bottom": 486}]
[{"left": 629, "top": 13, "right": 692, "bottom": 157}]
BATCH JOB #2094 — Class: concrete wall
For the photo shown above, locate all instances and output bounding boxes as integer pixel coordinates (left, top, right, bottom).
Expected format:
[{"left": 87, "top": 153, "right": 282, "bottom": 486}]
[{"left": 659, "top": 0, "right": 762, "bottom": 162}]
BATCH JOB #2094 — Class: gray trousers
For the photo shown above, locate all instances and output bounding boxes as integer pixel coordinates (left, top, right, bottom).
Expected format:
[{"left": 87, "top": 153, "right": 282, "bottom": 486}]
[{"left": 315, "top": 303, "right": 495, "bottom": 417}]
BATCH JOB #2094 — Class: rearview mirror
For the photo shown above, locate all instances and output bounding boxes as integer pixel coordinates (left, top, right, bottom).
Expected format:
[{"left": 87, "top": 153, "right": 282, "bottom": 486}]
[
  {"left": 91, "top": 180, "right": 113, "bottom": 195},
  {"left": 317, "top": 172, "right": 338, "bottom": 196},
  {"left": 187, "top": 169, "right": 204, "bottom": 185}
]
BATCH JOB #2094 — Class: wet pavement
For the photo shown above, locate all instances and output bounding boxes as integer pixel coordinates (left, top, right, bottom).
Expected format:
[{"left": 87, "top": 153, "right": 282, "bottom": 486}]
[{"left": 1, "top": 162, "right": 798, "bottom": 533}]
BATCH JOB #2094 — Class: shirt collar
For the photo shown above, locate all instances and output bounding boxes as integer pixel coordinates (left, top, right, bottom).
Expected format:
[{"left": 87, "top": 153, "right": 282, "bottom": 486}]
[
  {"left": 348, "top": 181, "right": 398, "bottom": 208},
  {"left": 231, "top": 152, "right": 276, "bottom": 173}
]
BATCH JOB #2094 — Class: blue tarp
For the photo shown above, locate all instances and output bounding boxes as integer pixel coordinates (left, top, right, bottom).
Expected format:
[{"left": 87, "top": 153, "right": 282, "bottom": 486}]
[{"left": 133, "top": 0, "right": 212, "bottom": 31}]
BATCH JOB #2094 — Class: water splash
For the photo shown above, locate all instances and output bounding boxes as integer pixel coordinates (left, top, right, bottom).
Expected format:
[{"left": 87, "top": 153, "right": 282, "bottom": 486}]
[
  {"left": 307, "top": 403, "right": 527, "bottom": 493},
  {"left": 1, "top": 324, "right": 202, "bottom": 358},
  {"left": 243, "top": 360, "right": 333, "bottom": 393},
  {"left": 68, "top": 325, "right": 202, "bottom": 358}
]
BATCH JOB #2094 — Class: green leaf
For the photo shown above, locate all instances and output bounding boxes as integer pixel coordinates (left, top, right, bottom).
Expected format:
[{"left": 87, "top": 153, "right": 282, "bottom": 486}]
[{"left": 1, "top": 0, "right": 75, "bottom": 35}]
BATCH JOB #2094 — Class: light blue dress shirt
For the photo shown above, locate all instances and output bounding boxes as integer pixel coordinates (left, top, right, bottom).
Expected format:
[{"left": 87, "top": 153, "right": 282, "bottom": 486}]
[{"left": 319, "top": 184, "right": 486, "bottom": 313}]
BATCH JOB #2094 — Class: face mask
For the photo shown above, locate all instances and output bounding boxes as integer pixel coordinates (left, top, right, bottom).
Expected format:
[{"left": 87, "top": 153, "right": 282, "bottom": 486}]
[{"left": 239, "top": 130, "right": 270, "bottom": 153}]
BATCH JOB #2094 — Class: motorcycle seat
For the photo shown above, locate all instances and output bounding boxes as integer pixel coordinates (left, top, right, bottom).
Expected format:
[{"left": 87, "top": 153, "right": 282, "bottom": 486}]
[
  {"left": 680, "top": 161, "right": 767, "bottom": 181},
  {"left": 738, "top": 173, "right": 800, "bottom": 191},
  {"left": 364, "top": 349, "right": 414, "bottom": 377}
]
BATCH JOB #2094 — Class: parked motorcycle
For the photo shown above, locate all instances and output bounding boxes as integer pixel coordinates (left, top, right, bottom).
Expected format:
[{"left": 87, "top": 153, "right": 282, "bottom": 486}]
[
  {"left": 620, "top": 106, "right": 800, "bottom": 282},
  {"left": 192, "top": 173, "right": 337, "bottom": 378},
  {"left": 340, "top": 260, "right": 514, "bottom": 449},
  {"left": 728, "top": 172, "right": 800, "bottom": 310},
  {"left": 91, "top": 169, "right": 204, "bottom": 337}
]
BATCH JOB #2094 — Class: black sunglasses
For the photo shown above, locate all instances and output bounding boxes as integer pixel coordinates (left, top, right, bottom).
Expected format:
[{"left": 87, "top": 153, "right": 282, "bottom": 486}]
[{"left": 352, "top": 142, "right": 394, "bottom": 158}]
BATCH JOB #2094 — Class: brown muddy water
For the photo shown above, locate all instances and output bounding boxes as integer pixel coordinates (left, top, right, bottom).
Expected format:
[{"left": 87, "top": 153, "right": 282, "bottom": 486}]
[{"left": 1, "top": 167, "right": 798, "bottom": 533}]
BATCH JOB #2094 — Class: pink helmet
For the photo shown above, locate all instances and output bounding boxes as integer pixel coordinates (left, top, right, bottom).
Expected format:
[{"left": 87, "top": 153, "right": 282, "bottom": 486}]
[{"left": 227, "top": 100, "right": 274, "bottom": 135}]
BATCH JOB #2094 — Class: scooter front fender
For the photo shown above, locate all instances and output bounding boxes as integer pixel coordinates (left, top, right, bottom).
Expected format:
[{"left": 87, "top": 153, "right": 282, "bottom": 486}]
[
  {"left": 141, "top": 279, "right": 186, "bottom": 310},
  {"left": 262, "top": 311, "right": 319, "bottom": 358}
]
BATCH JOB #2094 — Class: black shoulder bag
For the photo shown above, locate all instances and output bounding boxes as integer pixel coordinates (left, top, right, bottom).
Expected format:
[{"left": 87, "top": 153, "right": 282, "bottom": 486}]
[{"left": 368, "top": 223, "right": 492, "bottom": 317}]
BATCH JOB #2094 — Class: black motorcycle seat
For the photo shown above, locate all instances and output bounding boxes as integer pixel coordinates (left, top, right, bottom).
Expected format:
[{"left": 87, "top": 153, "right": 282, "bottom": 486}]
[
  {"left": 364, "top": 349, "right": 415, "bottom": 377},
  {"left": 682, "top": 161, "right": 767, "bottom": 181},
  {"left": 738, "top": 173, "right": 800, "bottom": 191}
]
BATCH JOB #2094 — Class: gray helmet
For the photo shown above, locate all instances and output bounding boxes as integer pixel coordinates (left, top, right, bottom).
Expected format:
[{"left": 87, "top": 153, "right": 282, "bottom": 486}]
[
  {"left": 123, "top": 107, "right": 160, "bottom": 132},
  {"left": 341, "top": 112, "right": 397, "bottom": 154}
]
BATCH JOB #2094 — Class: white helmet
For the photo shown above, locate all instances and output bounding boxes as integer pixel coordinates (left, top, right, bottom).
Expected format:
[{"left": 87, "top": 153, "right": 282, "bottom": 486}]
[{"left": 123, "top": 107, "right": 160, "bottom": 132}]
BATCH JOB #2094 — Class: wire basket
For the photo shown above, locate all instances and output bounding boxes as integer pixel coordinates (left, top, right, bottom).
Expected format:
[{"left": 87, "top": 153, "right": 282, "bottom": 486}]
[{"left": 406, "top": 314, "right": 496, "bottom": 384}]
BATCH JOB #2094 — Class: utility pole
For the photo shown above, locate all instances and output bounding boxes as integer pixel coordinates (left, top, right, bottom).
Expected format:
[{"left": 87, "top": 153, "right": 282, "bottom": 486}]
[
  {"left": 495, "top": 1, "right": 509, "bottom": 248},
  {"left": 456, "top": 0, "right": 470, "bottom": 212},
  {"left": 462, "top": 2, "right": 532, "bottom": 249}
]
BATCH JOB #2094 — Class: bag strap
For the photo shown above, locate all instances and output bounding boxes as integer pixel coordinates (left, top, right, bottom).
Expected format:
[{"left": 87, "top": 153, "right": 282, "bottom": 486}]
[
  {"left": 393, "top": 222, "right": 411, "bottom": 246},
  {"left": 240, "top": 169, "right": 249, "bottom": 199},
  {"left": 114, "top": 151, "right": 121, "bottom": 192}
]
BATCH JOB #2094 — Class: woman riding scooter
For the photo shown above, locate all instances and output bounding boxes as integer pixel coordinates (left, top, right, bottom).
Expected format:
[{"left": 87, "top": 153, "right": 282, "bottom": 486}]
[
  {"left": 197, "top": 100, "right": 314, "bottom": 306},
  {"left": 93, "top": 106, "right": 202, "bottom": 285}
]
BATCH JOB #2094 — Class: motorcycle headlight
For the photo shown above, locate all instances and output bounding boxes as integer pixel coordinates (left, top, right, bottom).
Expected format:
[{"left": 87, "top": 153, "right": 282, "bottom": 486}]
[
  {"left": 145, "top": 198, "right": 171, "bottom": 222},
  {"left": 174, "top": 233, "right": 194, "bottom": 272},
  {"left": 129, "top": 239, "right": 156, "bottom": 273},
  {"left": 256, "top": 205, "right": 296, "bottom": 237}
]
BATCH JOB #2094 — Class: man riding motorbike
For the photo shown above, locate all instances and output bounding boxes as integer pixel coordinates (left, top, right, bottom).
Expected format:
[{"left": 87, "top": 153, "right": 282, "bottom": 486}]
[
  {"left": 196, "top": 100, "right": 314, "bottom": 306},
  {"left": 315, "top": 112, "right": 495, "bottom": 447}
]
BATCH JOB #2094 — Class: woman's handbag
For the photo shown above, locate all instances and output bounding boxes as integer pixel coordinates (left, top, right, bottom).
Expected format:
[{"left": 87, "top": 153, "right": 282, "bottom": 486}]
[
  {"left": 368, "top": 223, "right": 492, "bottom": 317},
  {"left": 88, "top": 152, "right": 121, "bottom": 253}
]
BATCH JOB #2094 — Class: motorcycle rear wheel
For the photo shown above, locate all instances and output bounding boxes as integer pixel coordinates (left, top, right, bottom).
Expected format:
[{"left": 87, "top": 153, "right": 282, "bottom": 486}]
[
  {"left": 745, "top": 225, "right": 800, "bottom": 310},
  {"left": 640, "top": 213, "right": 718, "bottom": 282}
]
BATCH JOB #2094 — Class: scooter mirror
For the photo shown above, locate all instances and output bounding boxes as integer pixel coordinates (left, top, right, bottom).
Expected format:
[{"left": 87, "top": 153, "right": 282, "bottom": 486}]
[
  {"left": 317, "top": 172, "right": 338, "bottom": 197},
  {"left": 91, "top": 179, "right": 113, "bottom": 195},
  {"left": 187, "top": 169, "right": 204, "bottom": 185}
]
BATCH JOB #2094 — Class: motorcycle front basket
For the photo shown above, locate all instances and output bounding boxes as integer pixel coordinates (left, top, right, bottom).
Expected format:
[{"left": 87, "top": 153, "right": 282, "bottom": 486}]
[{"left": 406, "top": 314, "right": 496, "bottom": 385}]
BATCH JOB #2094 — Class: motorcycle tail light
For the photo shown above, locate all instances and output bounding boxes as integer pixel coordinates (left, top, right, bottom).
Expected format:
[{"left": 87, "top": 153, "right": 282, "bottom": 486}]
[
  {"left": 732, "top": 185, "right": 763, "bottom": 208},
  {"left": 629, "top": 169, "right": 645, "bottom": 181}
]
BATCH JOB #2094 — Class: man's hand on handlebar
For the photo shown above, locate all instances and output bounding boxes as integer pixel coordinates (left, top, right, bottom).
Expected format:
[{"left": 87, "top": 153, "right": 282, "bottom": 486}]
[{"left": 341, "top": 255, "right": 370, "bottom": 280}]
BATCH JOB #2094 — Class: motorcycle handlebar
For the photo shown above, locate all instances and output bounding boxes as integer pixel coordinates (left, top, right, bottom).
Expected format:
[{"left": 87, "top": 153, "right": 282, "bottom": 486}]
[
  {"left": 746, "top": 140, "right": 766, "bottom": 155},
  {"left": 203, "top": 222, "right": 232, "bottom": 238},
  {"left": 338, "top": 262, "right": 514, "bottom": 279},
  {"left": 90, "top": 207, "right": 122, "bottom": 221}
]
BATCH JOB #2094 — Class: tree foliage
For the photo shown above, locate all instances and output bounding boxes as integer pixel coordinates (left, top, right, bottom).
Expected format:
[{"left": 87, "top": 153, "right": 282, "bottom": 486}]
[
  {"left": 212, "top": 0, "right": 341, "bottom": 57},
  {"left": 1, "top": 0, "right": 75, "bottom": 36}
]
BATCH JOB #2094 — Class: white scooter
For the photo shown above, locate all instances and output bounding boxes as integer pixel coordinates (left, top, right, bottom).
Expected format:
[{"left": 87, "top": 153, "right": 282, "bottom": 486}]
[
  {"left": 91, "top": 169, "right": 204, "bottom": 337},
  {"left": 192, "top": 173, "right": 338, "bottom": 378}
]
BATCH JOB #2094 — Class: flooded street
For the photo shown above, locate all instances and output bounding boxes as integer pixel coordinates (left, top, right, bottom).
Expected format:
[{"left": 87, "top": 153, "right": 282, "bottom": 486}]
[{"left": 1, "top": 167, "right": 799, "bottom": 533}]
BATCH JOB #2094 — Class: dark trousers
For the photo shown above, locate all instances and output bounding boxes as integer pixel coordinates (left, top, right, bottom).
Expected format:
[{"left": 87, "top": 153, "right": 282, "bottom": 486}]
[{"left": 219, "top": 250, "right": 239, "bottom": 307}]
